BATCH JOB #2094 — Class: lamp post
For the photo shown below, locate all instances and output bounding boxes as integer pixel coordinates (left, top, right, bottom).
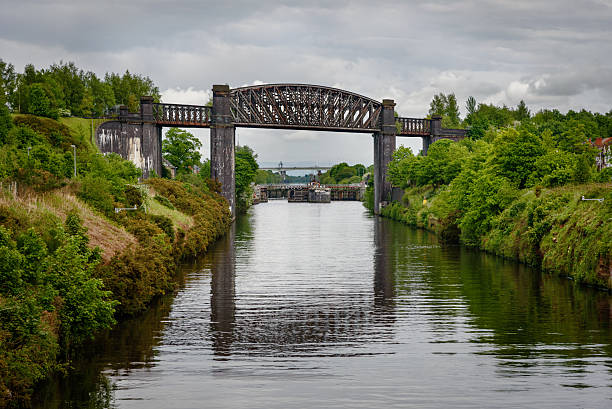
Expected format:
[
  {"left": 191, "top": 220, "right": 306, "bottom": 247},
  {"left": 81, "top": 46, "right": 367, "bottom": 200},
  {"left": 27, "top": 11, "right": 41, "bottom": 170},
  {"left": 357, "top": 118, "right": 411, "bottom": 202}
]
[{"left": 70, "top": 144, "right": 76, "bottom": 177}]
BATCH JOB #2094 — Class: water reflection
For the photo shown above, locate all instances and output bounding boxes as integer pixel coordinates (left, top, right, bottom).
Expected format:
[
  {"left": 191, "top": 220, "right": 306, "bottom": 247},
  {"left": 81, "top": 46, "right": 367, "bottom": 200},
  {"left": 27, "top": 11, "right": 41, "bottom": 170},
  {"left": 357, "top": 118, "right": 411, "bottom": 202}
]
[
  {"left": 373, "top": 217, "right": 394, "bottom": 307},
  {"left": 208, "top": 208, "right": 396, "bottom": 359},
  {"left": 31, "top": 202, "right": 612, "bottom": 408},
  {"left": 210, "top": 223, "right": 236, "bottom": 356}
]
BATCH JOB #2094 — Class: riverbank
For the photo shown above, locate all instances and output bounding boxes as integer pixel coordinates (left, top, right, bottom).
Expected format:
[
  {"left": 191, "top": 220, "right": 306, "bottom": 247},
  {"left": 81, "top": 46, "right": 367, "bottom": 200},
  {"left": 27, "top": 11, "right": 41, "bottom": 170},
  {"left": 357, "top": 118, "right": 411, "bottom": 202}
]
[
  {"left": 0, "top": 180, "right": 231, "bottom": 407},
  {"left": 372, "top": 183, "right": 611, "bottom": 290},
  {"left": 0, "top": 114, "right": 232, "bottom": 407}
]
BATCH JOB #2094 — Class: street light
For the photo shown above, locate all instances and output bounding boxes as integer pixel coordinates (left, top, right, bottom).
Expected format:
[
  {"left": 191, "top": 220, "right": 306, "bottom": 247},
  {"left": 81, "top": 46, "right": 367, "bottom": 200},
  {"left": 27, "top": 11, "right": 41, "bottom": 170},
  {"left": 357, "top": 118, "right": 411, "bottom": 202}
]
[{"left": 70, "top": 144, "right": 76, "bottom": 178}]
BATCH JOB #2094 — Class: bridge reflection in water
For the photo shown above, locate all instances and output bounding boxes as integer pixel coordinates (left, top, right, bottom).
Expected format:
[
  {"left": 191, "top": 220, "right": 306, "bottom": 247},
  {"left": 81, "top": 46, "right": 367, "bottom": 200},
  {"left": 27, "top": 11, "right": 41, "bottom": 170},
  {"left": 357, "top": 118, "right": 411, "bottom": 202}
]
[{"left": 209, "top": 211, "right": 396, "bottom": 357}]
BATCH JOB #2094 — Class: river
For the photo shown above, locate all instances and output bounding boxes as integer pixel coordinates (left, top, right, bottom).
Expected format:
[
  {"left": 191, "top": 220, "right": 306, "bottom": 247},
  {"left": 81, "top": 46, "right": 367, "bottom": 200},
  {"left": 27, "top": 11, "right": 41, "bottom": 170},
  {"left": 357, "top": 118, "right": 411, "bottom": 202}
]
[{"left": 34, "top": 201, "right": 612, "bottom": 408}]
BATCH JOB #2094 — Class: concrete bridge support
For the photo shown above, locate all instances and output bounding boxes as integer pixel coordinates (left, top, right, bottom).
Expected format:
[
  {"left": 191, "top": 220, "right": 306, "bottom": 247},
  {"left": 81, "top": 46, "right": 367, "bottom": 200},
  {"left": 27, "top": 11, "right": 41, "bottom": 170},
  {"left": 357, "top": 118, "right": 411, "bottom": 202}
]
[
  {"left": 373, "top": 99, "right": 397, "bottom": 214},
  {"left": 211, "top": 84, "right": 236, "bottom": 217}
]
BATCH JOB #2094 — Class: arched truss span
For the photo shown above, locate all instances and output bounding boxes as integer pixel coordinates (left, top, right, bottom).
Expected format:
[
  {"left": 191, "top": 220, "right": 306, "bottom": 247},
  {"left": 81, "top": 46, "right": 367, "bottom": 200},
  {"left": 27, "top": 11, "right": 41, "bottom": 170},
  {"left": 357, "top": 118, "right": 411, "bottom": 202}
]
[{"left": 230, "top": 84, "right": 382, "bottom": 133}]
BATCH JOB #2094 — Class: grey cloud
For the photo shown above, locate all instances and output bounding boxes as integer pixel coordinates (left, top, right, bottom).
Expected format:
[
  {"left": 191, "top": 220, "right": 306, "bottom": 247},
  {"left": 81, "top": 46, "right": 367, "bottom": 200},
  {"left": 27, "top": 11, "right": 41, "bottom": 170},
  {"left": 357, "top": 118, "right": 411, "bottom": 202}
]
[
  {"left": 526, "top": 68, "right": 612, "bottom": 97},
  {"left": 2, "top": 0, "right": 611, "bottom": 163}
]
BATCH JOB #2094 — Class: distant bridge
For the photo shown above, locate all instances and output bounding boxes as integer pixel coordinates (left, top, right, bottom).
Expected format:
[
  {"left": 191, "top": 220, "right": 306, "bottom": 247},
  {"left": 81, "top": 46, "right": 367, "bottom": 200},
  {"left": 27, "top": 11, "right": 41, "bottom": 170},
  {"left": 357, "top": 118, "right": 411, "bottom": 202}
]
[
  {"left": 96, "top": 83, "right": 467, "bottom": 216},
  {"left": 259, "top": 163, "right": 332, "bottom": 171},
  {"left": 261, "top": 183, "right": 365, "bottom": 201}
]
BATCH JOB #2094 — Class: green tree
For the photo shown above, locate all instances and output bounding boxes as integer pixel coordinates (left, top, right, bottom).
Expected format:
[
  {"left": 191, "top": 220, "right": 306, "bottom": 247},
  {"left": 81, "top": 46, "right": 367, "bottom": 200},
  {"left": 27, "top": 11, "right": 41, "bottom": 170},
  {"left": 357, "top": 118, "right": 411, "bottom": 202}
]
[
  {"left": 492, "top": 128, "right": 545, "bottom": 188},
  {"left": 466, "top": 96, "right": 476, "bottom": 117},
  {"left": 235, "top": 145, "right": 258, "bottom": 212},
  {"left": 0, "top": 59, "right": 17, "bottom": 110},
  {"left": 387, "top": 146, "right": 417, "bottom": 187},
  {"left": 46, "top": 217, "right": 116, "bottom": 349},
  {"left": 162, "top": 128, "right": 202, "bottom": 174},
  {"left": 444, "top": 93, "right": 461, "bottom": 127},
  {"left": 515, "top": 100, "right": 530, "bottom": 121},
  {"left": 28, "top": 83, "right": 56, "bottom": 119},
  {"left": 0, "top": 95, "right": 12, "bottom": 142},
  {"left": 46, "top": 61, "right": 85, "bottom": 115},
  {"left": 105, "top": 70, "right": 160, "bottom": 112},
  {"left": 429, "top": 92, "right": 461, "bottom": 128},
  {"left": 429, "top": 93, "right": 447, "bottom": 117}
]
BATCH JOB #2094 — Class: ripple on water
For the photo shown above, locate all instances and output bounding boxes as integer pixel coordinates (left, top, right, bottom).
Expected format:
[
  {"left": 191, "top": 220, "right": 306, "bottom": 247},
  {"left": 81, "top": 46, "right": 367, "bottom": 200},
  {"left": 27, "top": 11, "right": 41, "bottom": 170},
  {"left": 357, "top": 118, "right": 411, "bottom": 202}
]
[{"left": 32, "top": 201, "right": 612, "bottom": 409}]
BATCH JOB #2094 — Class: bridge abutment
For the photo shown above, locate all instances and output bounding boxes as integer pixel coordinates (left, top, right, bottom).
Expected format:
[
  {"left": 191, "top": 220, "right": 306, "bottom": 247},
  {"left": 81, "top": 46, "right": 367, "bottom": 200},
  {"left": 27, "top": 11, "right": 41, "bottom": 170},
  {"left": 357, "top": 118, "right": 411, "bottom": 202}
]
[
  {"left": 211, "top": 84, "right": 236, "bottom": 217},
  {"left": 373, "top": 99, "right": 396, "bottom": 214},
  {"left": 94, "top": 97, "right": 162, "bottom": 179}
]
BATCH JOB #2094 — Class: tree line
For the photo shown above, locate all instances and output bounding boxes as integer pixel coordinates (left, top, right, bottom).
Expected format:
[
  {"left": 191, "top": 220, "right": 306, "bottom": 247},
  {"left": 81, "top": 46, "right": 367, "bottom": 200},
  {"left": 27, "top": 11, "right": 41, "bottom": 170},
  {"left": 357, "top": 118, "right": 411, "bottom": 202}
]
[
  {"left": 382, "top": 99, "right": 611, "bottom": 247},
  {"left": 0, "top": 59, "right": 160, "bottom": 119},
  {"left": 425, "top": 92, "right": 612, "bottom": 143}
]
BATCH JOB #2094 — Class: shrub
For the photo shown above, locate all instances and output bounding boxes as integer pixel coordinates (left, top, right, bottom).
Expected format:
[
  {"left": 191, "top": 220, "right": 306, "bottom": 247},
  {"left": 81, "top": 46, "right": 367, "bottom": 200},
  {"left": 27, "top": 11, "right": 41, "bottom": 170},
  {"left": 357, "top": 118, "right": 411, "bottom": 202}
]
[
  {"left": 12, "top": 115, "right": 73, "bottom": 150},
  {"left": 78, "top": 175, "right": 115, "bottom": 214},
  {"left": 154, "top": 195, "right": 175, "bottom": 210},
  {"left": 149, "top": 214, "right": 174, "bottom": 240}
]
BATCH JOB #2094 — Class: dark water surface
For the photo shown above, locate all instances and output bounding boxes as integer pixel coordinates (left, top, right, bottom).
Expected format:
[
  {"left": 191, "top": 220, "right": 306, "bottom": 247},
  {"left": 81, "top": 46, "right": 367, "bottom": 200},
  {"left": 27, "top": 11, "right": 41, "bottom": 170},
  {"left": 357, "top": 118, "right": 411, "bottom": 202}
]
[{"left": 35, "top": 201, "right": 612, "bottom": 408}]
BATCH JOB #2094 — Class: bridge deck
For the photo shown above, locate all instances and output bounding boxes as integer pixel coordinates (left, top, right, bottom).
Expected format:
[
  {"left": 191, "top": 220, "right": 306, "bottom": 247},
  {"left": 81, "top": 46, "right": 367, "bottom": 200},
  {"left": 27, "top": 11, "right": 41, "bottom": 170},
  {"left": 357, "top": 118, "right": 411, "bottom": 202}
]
[{"left": 151, "top": 102, "right": 444, "bottom": 137}]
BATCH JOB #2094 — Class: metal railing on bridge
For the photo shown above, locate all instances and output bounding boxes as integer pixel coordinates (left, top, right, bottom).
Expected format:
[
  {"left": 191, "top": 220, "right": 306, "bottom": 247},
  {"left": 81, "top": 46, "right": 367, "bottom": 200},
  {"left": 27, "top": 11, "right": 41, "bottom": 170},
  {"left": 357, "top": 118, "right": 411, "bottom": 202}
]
[
  {"left": 153, "top": 103, "right": 212, "bottom": 127},
  {"left": 396, "top": 117, "right": 431, "bottom": 136}
]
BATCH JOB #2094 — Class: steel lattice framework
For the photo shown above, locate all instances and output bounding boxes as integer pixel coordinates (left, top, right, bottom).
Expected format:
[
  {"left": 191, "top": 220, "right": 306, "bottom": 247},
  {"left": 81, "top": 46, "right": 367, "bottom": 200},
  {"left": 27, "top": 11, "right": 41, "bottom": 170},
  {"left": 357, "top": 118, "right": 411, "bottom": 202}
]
[{"left": 230, "top": 84, "right": 383, "bottom": 133}]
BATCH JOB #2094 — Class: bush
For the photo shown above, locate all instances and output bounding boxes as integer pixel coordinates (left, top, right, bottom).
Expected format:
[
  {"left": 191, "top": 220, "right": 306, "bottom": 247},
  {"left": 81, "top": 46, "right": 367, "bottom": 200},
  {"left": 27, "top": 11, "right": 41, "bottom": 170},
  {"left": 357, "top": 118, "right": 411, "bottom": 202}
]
[
  {"left": 29, "top": 84, "right": 58, "bottom": 119},
  {"left": 12, "top": 115, "right": 73, "bottom": 150},
  {"left": 96, "top": 238, "right": 174, "bottom": 316},
  {"left": 154, "top": 195, "right": 175, "bottom": 210},
  {"left": 78, "top": 175, "right": 115, "bottom": 214},
  {"left": 149, "top": 214, "right": 174, "bottom": 240}
]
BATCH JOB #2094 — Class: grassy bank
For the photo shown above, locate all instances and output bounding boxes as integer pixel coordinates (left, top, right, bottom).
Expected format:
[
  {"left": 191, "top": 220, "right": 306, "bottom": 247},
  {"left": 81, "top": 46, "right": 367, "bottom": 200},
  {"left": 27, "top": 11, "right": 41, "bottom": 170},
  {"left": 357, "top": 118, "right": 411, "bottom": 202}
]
[
  {"left": 376, "top": 183, "right": 612, "bottom": 289},
  {"left": 0, "top": 112, "right": 231, "bottom": 407}
]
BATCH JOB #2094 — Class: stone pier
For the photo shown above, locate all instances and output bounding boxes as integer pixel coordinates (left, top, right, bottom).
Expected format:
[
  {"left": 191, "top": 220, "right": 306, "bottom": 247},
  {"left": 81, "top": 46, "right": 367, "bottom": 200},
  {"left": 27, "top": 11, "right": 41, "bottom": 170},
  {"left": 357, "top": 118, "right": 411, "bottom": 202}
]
[{"left": 211, "top": 85, "right": 236, "bottom": 217}]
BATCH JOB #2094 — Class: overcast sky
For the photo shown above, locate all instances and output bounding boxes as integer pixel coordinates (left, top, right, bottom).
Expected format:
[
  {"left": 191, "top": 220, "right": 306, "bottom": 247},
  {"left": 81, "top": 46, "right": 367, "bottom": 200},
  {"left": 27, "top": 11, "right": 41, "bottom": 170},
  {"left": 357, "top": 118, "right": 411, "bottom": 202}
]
[{"left": 2, "top": 0, "right": 611, "bottom": 167}]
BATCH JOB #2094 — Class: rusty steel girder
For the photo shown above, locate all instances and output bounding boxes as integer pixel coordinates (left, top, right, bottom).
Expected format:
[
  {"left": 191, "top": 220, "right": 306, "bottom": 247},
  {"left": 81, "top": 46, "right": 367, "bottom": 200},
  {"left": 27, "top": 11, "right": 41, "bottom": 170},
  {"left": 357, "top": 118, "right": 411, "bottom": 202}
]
[
  {"left": 396, "top": 117, "right": 431, "bottom": 136},
  {"left": 153, "top": 103, "right": 212, "bottom": 127},
  {"left": 230, "top": 84, "right": 383, "bottom": 133}
]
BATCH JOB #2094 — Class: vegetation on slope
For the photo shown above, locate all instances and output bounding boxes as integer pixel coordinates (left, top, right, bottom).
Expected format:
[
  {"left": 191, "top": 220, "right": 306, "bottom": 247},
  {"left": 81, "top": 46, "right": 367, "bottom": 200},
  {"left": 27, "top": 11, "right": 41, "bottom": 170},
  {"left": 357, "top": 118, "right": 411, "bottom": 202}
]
[
  {"left": 369, "top": 102, "right": 612, "bottom": 289},
  {"left": 0, "top": 105, "right": 231, "bottom": 406}
]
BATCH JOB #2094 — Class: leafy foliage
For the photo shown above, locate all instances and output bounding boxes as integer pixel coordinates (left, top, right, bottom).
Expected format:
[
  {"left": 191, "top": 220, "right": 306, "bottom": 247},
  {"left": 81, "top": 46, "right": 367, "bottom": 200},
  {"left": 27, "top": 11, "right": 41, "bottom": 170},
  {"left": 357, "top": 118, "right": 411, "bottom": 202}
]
[
  {"left": 377, "top": 101, "right": 611, "bottom": 289},
  {"left": 429, "top": 92, "right": 462, "bottom": 128},
  {"left": 0, "top": 214, "right": 117, "bottom": 405},
  {"left": 318, "top": 162, "right": 366, "bottom": 185},
  {"left": 0, "top": 59, "right": 160, "bottom": 117},
  {"left": 235, "top": 145, "right": 258, "bottom": 213},
  {"left": 162, "top": 128, "right": 202, "bottom": 175}
]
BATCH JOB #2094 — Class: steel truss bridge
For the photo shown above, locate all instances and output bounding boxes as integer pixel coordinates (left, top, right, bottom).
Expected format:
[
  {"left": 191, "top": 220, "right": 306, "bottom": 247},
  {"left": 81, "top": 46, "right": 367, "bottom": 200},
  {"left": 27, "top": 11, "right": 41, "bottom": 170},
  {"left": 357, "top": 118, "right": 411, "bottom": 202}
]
[
  {"left": 99, "top": 83, "right": 466, "bottom": 217},
  {"left": 151, "top": 84, "right": 462, "bottom": 138}
]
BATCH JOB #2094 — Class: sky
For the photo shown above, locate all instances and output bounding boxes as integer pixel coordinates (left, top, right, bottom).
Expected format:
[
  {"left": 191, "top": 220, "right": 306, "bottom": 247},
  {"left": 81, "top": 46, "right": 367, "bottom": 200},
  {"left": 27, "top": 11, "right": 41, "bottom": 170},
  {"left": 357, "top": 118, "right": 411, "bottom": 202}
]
[{"left": 1, "top": 0, "right": 611, "bottom": 167}]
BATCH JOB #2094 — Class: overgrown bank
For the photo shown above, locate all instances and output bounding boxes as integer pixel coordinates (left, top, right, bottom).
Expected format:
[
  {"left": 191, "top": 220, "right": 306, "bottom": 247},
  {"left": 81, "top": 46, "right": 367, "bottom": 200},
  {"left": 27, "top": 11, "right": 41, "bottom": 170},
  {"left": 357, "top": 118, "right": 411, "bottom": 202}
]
[
  {"left": 374, "top": 183, "right": 611, "bottom": 289},
  {"left": 0, "top": 111, "right": 231, "bottom": 407},
  {"left": 366, "top": 105, "right": 612, "bottom": 290}
]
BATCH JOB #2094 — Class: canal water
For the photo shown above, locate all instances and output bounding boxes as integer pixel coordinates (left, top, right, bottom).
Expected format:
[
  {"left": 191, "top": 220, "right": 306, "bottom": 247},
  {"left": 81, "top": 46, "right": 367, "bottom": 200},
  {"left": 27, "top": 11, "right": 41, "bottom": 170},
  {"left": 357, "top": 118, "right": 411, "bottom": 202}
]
[{"left": 35, "top": 201, "right": 612, "bottom": 408}]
